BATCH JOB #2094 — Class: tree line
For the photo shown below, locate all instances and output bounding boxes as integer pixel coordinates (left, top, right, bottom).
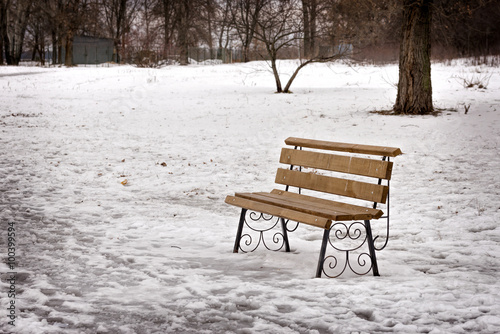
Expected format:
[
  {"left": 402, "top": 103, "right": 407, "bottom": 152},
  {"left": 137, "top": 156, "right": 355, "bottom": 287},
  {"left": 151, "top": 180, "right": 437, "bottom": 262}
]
[{"left": 1, "top": 0, "right": 499, "bottom": 67}]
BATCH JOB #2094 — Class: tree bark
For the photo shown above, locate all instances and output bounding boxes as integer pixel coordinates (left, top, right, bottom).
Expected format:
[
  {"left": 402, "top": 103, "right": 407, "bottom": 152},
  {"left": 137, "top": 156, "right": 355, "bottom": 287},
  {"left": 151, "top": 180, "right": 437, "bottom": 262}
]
[
  {"left": 64, "top": 32, "right": 74, "bottom": 66},
  {"left": 177, "top": 0, "right": 190, "bottom": 65},
  {"left": 394, "top": 0, "right": 433, "bottom": 115},
  {"left": 301, "top": 0, "right": 316, "bottom": 58},
  {"left": 0, "top": 0, "right": 8, "bottom": 64},
  {"left": 162, "top": 0, "right": 176, "bottom": 59},
  {"left": 231, "top": 0, "right": 264, "bottom": 63},
  {"left": 114, "top": 0, "right": 127, "bottom": 63},
  {"left": 3, "top": 0, "right": 32, "bottom": 65}
]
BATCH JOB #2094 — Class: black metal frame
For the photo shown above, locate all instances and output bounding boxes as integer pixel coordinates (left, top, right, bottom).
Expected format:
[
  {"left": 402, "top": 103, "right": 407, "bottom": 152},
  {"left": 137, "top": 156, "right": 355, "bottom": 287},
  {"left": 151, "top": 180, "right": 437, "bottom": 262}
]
[
  {"left": 233, "top": 209, "right": 299, "bottom": 253},
  {"left": 315, "top": 220, "right": 379, "bottom": 278},
  {"left": 232, "top": 148, "right": 392, "bottom": 278},
  {"left": 315, "top": 156, "right": 390, "bottom": 278}
]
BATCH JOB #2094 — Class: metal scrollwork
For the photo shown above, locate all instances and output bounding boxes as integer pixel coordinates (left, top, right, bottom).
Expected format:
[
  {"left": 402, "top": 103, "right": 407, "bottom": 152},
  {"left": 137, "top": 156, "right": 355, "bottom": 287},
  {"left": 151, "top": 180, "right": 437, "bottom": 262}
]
[
  {"left": 238, "top": 211, "right": 290, "bottom": 253},
  {"left": 320, "top": 221, "right": 374, "bottom": 278},
  {"left": 329, "top": 222, "right": 367, "bottom": 251},
  {"left": 373, "top": 216, "right": 390, "bottom": 251},
  {"left": 284, "top": 219, "right": 299, "bottom": 233}
]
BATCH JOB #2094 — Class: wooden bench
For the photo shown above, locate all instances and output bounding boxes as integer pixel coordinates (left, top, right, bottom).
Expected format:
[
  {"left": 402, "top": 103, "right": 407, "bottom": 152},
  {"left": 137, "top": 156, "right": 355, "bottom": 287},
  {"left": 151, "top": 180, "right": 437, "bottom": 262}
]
[{"left": 225, "top": 137, "right": 402, "bottom": 278}]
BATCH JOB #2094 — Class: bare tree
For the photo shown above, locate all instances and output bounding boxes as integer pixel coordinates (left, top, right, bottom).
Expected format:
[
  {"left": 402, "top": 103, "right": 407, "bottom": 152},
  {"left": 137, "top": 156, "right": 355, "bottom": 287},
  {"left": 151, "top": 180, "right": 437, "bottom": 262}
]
[
  {"left": 254, "top": 0, "right": 345, "bottom": 93},
  {"left": 214, "top": 0, "right": 232, "bottom": 54},
  {"left": 34, "top": 0, "right": 63, "bottom": 65},
  {"left": 322, "top": 0, "right": 400, "bottom": 61},
  {"left": 0, "top": 0, "right": 8, "bottom": 64},
  {"left": 433, "top": 0, "right": 500, "bottom": 58},
  {"left": 25, "top": 1, "right": 49, "bottom": 64},
  {"left": 175, "top": 0, "right": 192, "bottom": 64},
  {"left": 102, "top": 0, "right": 139, "bottom": 63},
  {"left": 301, "top": 0, "right": 316, "bottom": 57},
  {"left": 40, "top": 0, "right": 95, "bottom": 66},
  {"left": 230, "top": 0, "right": 266, "bottom": 62},
  {"left": 2, "top": 0, "right": 33, "bottom": 65},
  {"left": 157, "top": 0, "right": 207, "bottom": 65},
  {"left": 394, "top": 0, "right": 433, "bottom": 115},
  {"left": 253, "top": 0, "right": 301, "bottom": 91},
  {"left": 62, "top": 0, "right": 82, "bottom": 66},
  {"left": 198, "top": 0, "right": 216, "bottom": 54},
  {"left": 161, "top": 0, "right": 176, "bottom": 55}
]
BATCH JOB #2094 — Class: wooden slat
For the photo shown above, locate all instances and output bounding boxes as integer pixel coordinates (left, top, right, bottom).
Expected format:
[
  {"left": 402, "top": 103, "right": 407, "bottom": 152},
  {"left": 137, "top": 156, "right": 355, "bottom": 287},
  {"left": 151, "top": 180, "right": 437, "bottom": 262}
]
[
  {"left": 269, "top": 189, "right": 383, "bottom": 219},
  {"left": 285, "top": 137, "right": 403, "bottom": 157},
  {"left": 275, "top": 168, "right": 389, "bottom": 204},
  {"left": 235, "top": 192, "right": 355, "bottom": 221},
  {"left": 280, "top": 148, "right": 394, "bottom": 180},
  {"left": 225, "top": 195, "right": 331, "bottom": 229}
]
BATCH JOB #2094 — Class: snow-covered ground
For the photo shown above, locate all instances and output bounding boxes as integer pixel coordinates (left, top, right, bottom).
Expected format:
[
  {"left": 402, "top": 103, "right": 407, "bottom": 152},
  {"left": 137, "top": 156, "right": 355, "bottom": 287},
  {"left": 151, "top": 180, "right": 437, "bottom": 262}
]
[{"left": 0, "top": 60, "right": 499, "bottom": 334}]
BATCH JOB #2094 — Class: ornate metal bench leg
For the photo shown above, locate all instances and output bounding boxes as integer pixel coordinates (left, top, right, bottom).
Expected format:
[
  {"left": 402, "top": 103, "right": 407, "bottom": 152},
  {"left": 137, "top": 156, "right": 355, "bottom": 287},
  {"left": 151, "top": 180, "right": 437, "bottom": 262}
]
[
  {"left": 233, "top": 208, "right": 247, "bottom": 253},
  {"left": 364, "top": 220, "right": 380, "bottom": 276},
  {"left": 316, "top": 228, "right": 331, "bottom": 278},
  {"left": 280, "top": 218, "right": 291, "bottom": 252}
]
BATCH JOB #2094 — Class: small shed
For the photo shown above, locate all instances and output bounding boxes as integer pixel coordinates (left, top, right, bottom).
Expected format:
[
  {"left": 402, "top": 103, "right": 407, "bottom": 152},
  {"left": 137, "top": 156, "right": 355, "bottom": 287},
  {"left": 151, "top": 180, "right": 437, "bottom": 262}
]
[{"left": 66, "top": 36, "right": 114, "bottom": 65}]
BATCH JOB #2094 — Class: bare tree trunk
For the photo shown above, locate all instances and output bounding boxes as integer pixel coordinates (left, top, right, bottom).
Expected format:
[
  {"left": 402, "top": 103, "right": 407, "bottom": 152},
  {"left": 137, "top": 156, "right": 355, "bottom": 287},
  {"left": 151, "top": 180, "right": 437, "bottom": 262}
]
[
  {"left": 103, "top": 0, "right": 138, "bottom": 63},
  {"left": 177, "top": 0, "right": 190, "bottom": 65},
  {"left": 114, "top": 0, "right": 127, "bottom": 63},
  {"left": 61, "top": 0, "right": 83, "bottom": 67},
  {"left": 231, "top": 0, "right": 265, "bottom": 63},
  {"left": 0, "top": 0, "right": 8, "bottom": 65},
  {"left": 3, "top": 0, "right": 32, "bottom": 65},
  {"left": 38, "top": 31, "right": 45, "bottom": 65},
  {"left": 64, "top": 32, "right": 74, "bottom": 66},
  {"left": 301, "top": 0, "right": 316, "bottom": 58},
  {"left": 162, "top": 0, "right": 175, "bottom": 58},
  {"left": 216, "top": 0, "right": 231, "bottom": 60},
  {"left": 51, "top": 29, "right": 57, "bottom": 64},
  {"left": 270, "top": 61, "right": 282, "bottom": 92},
  {"left": 394, "top": 0, "right": 433, "bottom": 115}
]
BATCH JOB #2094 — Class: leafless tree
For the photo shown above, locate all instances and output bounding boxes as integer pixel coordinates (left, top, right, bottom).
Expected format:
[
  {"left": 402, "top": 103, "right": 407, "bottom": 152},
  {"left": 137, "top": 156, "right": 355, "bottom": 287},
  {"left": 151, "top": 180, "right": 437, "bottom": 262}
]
[
  {"left": 61, "top": 0, "right": 84, "bottom": 66},
  {"left": 301, "top": 0, "right": 316, "bottom": 57},
  {"left": 230, "top": 0, "right": 266, "bottom": 62},
  {"left": 102, "top": 0, "right": 139, "bottom": 63},
  {"left": 1, "top": 0, "right": 33, "bottom": 65},
  {"left": 254, "top": 0, "right": 346, "bottom": 93},
  {"left": 3, "top": 0, "right": 500, "bottom": 67},
  {"left": 252, "top": 0, "right": 301, "bottom": 91},
  {"left": 433, "top": 0, "right": 500, "bottom": 58},
  {"left": 157, "top": 0, "right": 207, "bottom": 64},
  {"left": 175, "top": 0, "right": 192, "bottom": 64},
  {"left": 197, "top": 0, "right": 217, "bottom": 55},
  {"left": 394, "top": 0, "right": 433, "bottom": 115},
  {"left": 214, "top": 0, "right": 232, "bottom": 53},
  {"left": 25, "top": 1, "right": 49, "bottom": 64},
  {"left": 160, "top": 0, "right": 176, "bottom": 55},
  {"left": 322, "top": 0, "right": 400, "bottom": 61},
  {"left": 0, "top": 0, "right": 9, "bottom": 64}
]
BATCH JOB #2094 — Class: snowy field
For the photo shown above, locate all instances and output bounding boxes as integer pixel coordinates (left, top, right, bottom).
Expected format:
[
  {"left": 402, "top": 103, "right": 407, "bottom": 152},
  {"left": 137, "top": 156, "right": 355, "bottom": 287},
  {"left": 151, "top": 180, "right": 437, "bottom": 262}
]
[{"left": 0, "top": 60, "right": 499, "bottom": 333}]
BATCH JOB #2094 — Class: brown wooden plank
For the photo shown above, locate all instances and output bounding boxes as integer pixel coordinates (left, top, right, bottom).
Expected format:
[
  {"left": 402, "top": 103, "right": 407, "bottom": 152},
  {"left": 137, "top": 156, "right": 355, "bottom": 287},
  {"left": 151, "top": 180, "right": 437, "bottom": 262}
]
[
  {"left": 280, "top": 148, "right": 394, "bottom": 180},
  {"left": 225, "top": 195, "right": 331, "bottom": 229},
  {"left": 235, "top": 192, "right": 356, "bottom": 221},
  {"left": 269, "top": 189, "right": 383, "bottom": 219},
  {"left": 240, "top": 192, "right": 379, "bottom": 221},
  {"left": 275, "top": 168, "right": 389, "bottom": 204},
  {"left": 285, "top": 137, "right": 403, "bottom": 157}
]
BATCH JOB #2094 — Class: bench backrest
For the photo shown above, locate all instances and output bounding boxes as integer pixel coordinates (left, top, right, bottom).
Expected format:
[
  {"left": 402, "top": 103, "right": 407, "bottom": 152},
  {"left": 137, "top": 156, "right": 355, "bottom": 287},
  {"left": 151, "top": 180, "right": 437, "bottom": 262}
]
[{"left": 275, "top": 137, "right": 402, "bottom": 204}]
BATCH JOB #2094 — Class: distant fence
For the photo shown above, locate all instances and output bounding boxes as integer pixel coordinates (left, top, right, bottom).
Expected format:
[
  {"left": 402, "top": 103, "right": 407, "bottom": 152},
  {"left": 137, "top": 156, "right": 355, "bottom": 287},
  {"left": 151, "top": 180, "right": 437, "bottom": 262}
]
[
  {"left": 129, "top": 47, "right": 249, "bottom": 66},
  {"left": 128, "top": 44, "right": 354, "bottom": 67}
]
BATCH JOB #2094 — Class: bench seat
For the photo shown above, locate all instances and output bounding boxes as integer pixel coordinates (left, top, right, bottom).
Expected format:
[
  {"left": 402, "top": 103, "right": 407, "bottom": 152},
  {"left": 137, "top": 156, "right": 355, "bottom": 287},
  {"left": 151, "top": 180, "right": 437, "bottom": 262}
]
[{"left": 226, "top": 189, "right": 383, "bottom": 229}]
